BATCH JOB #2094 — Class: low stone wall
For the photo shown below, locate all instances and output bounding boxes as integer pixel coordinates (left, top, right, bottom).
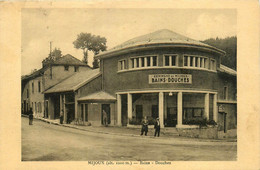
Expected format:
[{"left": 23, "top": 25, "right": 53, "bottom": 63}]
[{"left": 177, "top": 126, "right": 218, "bottom": 139}]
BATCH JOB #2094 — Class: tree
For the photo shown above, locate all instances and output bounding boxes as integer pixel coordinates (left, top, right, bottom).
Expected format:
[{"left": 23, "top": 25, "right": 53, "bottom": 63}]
[
  {"left": 48, "top": 48, "right": 62, "bottom": 60},
  {"left": 42, "top": 48, "right": 62, "bottom": 67},
  {"left": 202, "top": 36, "right": 237, "bottom": 70},
  {"left": 73, "top": 33, "right": 107, "bottom": 66}
]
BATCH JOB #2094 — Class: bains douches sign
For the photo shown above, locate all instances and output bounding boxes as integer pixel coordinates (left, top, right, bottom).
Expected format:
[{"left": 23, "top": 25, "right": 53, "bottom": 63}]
[{"left": 149, "top": 74, "right": 192, "bottom": 84}]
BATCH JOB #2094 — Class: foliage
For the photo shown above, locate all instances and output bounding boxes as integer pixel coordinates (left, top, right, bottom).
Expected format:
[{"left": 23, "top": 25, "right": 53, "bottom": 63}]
[
  {"left": 183, "top": 118, "right": 217, "bottom": 128},
  {"left": 42, "top": 48, "right": 62, "bottom": 66},
  {"left": 73, "top": 33, "right": 107, "bottom": 66},
  {"left": 129, "top": 118, "right": 142, "bottom": 125},
  {"left": 48, "top": 48, "right": 62, "bottom": 59},
  {"left": 92, "top": 59, "right": 99, "bottom": 69},
  {"left": 202, "top": 36, "right": 237, "bottom": 70}
]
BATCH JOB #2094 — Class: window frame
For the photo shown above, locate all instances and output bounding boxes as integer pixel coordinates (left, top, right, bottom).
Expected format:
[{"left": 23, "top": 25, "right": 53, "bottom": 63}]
[
  {"left": 183, "top": 54, "right": 216, "bottom": 72},
  {"left": 223, "top": 86, "right": 228, "bottom": 100},
  {"left": 32, "top": 82, "right": 34, "bottom": 94},
  {"left": 38, "top": 81, "right": 41, "bottom": 92},
  {"left": 64, "top": 65, "right": 69, "bottom": 71},
  {"left": 118, "top": 59, "right": 127, "bottom": 71},
  {"left": 210, "top": 59, "right": 216, "bottom": 71},
  {"left": 163, "top": 54, "right": 178, "bottom": 67},
  {"left": 129, "top": 55, "right": 159, "bottom": 70},
  {"left": 74, "top": 66, "right": 79, "bottom": 72}
]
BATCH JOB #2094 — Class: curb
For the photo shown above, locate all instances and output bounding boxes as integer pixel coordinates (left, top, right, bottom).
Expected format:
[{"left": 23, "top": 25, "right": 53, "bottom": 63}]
[{"left": 21, "top": 115, "right": 237, "bottom": 142}]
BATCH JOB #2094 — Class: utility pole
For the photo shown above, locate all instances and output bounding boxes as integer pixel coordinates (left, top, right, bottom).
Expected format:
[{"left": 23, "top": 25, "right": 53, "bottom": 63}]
[{"left": 49, "top": 41, "right": 52, "bottom": 59}]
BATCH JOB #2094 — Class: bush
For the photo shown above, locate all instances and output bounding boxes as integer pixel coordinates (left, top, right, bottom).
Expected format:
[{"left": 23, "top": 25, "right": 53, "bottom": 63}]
[
  {"left": 183, "top": 118, "right": 217, "bottom": 128},
  {"left": 129, "top": 118, "right": 142, "bottom": 125}
]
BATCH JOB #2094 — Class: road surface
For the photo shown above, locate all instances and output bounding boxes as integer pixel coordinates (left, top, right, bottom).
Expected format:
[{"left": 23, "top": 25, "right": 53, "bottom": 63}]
[{"left": 22, "top": 117, "right": 237, "bottom": 161}]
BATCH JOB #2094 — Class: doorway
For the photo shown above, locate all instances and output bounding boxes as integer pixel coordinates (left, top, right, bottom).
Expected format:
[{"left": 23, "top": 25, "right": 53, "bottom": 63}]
[
  {"left": 45, "top": 100, "right": 49, "bottom": 118},
  {"left": 102, "top": 104, "right": 110, "bottom": 125},
  {"left": 223, "top": 112, "right": 227, "bottom": 133},
  {"left": 166, "top": 107, "right": 177, "bottom": 127},
  {"left": 136, "top": 105, "right": 143, "bottom": 122},
  {"left": 152, "top": 105, "right": 158, "bottom": 119},
  {"left": 81, "top": 104, "right": 88, "bottom": 121}
]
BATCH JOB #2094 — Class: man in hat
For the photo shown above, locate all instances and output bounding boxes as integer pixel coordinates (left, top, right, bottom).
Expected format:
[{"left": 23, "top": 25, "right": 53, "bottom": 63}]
[
  {"left": 140, "top": 116, "right": 149, "bottom": 136},
  {"left": 154, "top": 117, "right": 160, "bottom": 137}
]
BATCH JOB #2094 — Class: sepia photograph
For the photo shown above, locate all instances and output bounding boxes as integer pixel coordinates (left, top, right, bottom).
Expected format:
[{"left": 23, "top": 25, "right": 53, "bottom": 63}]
[{"left": 20, "top": 8, "right": 238, "bottom": 162}]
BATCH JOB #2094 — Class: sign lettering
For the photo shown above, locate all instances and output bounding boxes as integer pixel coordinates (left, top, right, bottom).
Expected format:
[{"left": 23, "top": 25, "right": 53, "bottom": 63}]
[{"left": 149, "top": 74, "right": 192, "bottom": 84}]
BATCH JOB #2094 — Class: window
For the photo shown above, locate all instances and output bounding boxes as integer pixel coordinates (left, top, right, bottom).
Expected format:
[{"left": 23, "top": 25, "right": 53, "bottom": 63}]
[
  {"left": 152, "top": 56, "right": 157, "bottom": 66},
  {"left": 38, "top": 81, "right": 41, "bottom": 92},
  {"left": 35, "top": 102, "right": 37, "bottom": 113},
  {"left": 183, "top": 55, "right": 215, "bottom": 71},
  {"left": 223, "top": 86, "right": 228, "bottom": 100},
  {"left": 204, "top": 58, "right": 208, "bottom": 69},
  {"left": 27, "top": 89, "right": 29, "bottom": 98},
  {"left": 190, "top": 56, "right": 194, "bottom": 67},
  {"left": 164, "top": 55, "right": 177, "bottom": 66},
  {"left": 32, "top": 82, "right": 34, "bottom": 94},
  {"left": 64, "top": 66, "right": 69, "bottom": 71},
  {"left": 74, "top": 66, "right": 79, "bottom": 72},
  {"left": 165, "top": 55, "right": 169, "bottom": 66},
  {"left": 141, "top": 57, "right": 145, "bottom": 67},
  {"left": 210, "top": 59, "right": 216, "bottom": 71},
  {"left": 184, "top": 56, "right": 188, "bottom": 66},
  {"left": 147, "top": 57, "right": 151, "bottom": 66},
  {"left": 118, "top": 60, "right": 126, "bottom": 71},
  {"left": 129, "top": 56, "right": 158, "bottom": 69}
]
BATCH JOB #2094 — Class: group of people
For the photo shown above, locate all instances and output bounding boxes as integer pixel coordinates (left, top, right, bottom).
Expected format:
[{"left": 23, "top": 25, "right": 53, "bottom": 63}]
[{"left": 140, "top": 116, "right": 161, "bottom": 137}]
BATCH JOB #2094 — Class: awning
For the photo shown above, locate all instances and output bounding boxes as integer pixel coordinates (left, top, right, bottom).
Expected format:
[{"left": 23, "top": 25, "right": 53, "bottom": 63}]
[{"left": 77, "top": 91, "right": 116, "bottom": 102}]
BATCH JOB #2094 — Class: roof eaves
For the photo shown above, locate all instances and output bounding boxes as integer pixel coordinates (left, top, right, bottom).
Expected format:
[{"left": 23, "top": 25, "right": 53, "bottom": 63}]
[
  {"left": 96, "top": 43, "right": 225, "bottom": 59},
  {"left": 218, "top": 64, "right": 237, "bottom": 76}
]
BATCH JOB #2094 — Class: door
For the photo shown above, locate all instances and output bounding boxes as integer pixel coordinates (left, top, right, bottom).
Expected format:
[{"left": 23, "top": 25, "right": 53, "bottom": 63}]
[
  {"left": 152, "top": 105, "right": 158, "bottom": 119},
  {"left": 136, "top": 105, "right": 143, "bottom": 122},
  {"left": 85, "top": 104, "right": 88, "bottom": 122},
  {"left": 166, "top": 107, "right": 177, "bottom": 127},
  {"left": 224, "top": 112, "right": 227, "bottom": 133},
  {"left": 102, "top": 104, "right": 110, "bottom": 125},
  {"left": 45, "top": 100, "right": 48, "bottom": 118}
]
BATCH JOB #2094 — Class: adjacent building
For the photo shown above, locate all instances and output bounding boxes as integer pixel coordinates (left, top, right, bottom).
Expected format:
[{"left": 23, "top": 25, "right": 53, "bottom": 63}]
[{"left": 21, "top": 54, "right": 91, "bottom": 118}]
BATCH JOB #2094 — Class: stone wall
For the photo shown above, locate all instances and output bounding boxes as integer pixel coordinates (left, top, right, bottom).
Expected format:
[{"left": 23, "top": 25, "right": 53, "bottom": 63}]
[{"left": 177, "top": 126, "right": 218, "bottom": 139}]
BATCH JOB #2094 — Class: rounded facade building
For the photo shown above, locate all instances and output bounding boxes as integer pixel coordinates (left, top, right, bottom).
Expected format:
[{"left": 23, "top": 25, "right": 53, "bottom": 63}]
[{"left": 96, "top": 29, "right": 236, "bottom": 129}]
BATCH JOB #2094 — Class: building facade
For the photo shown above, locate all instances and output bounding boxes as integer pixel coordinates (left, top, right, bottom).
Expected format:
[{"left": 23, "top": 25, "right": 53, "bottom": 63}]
[
  {"left": 21, "top": 54, "right": 91, "bottom": 118},
  {"left": 94, "top": 29, "right": 237, "bottom": 130}
]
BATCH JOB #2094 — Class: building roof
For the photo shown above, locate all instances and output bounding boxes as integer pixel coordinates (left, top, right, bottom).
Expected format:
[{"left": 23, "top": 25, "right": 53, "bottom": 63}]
[
  {"left": 96, "top": 29, "right": 225, "bottom": 58},
  {"left": 52, "top": 54, "right": 89, "bottom": 66},
  {"left": 44, "top": 69, "right": 101, "bottom": 94},
  {"left": 21, "top": 67, "right": 46, "bottom": 81},
  {"left": 218, "top": 64, "right": 237, "bottom": 76},
  {"left": 77, "top": 91, "right": 116, "bottom": 101},
  {"left": 22, "top": 54, "right": 90, "bottom": 81}
]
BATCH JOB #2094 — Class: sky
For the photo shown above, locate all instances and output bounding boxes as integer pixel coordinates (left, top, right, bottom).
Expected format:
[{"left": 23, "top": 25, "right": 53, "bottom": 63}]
[{"left": 22, "top": 8, "right": 236, "bottom": 75}]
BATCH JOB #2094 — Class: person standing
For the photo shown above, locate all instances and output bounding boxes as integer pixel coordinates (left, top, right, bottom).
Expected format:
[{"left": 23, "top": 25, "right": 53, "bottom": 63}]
[
  {"left": 140, "top": 116, "right": 149, "bottom": 136},
  {"left": 103, "top": 109, "right": 107, "bottom": 126},
  {"left": 28, "top": 108, "right": 33, "bottom": 125},
  {"left": 154, "top": 118, "right": 160, "bottom": 137}
]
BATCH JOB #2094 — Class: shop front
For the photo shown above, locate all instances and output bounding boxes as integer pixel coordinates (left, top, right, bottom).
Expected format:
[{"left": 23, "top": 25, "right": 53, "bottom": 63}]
[
  {"left": 116, "top": 90, "right": 218, "bottom": 128},
  {"left": 77, "top": 91, "right": 116, "bottom": 126}
]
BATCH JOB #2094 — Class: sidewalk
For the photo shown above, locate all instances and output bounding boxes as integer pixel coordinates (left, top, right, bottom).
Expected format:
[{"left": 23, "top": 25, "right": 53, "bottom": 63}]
[{"left": 22, "top": 115, "right": 237, "bottom": 142}]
